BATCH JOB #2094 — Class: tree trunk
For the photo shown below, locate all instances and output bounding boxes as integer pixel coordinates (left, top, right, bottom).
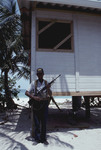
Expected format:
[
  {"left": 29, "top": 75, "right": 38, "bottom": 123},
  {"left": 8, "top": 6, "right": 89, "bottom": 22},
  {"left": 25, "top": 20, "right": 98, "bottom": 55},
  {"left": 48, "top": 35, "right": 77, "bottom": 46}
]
[
  {"left": 4, "top": 69, "right": 15, "bottom": 108},
  {"left": 4, "top": 69, "right": 10, "bottom": 104}
]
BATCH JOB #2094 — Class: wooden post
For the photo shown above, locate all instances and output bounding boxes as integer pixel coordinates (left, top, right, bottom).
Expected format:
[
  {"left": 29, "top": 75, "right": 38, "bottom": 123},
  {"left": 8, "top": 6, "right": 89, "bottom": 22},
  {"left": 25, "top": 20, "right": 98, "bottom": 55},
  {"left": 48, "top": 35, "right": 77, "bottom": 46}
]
[
  {"left": 73, "top": 14, "right": 80, "bottom": 92},
  {"left": 72, "top": 96, "right": 81, "bottom": 112},
  {"left": 31, "top": 105, "right": 35, "bottom": 138},
  {"left": 30, "top": 3, "right": 37, "bottom": 137},
  {"left": 84, "top": 96, "right": 90, "bottom": 119}
]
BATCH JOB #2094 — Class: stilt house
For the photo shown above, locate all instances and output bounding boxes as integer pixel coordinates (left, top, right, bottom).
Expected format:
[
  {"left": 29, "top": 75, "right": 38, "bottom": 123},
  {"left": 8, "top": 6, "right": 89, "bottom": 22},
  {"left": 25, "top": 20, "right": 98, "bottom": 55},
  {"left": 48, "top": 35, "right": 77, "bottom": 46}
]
[{"left": 19, "top": 0, "right": 101, "bottom": 97}]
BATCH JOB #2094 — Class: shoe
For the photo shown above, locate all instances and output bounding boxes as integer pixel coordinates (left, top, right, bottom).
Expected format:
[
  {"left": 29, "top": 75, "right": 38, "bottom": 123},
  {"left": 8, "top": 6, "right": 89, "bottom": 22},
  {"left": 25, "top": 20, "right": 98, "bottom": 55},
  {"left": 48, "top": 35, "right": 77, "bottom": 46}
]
[
  {"left": 35, "top": 139, "right": 41, "bottom": 143},
  {"left": 33, "top": 139, "right": 40, "bottom": 145},
  {"left": 41, "top": 140, "right": 49, "bottom": 145},
  {"left": 43, "top": 140, "right": 49, "bottom": 145}
]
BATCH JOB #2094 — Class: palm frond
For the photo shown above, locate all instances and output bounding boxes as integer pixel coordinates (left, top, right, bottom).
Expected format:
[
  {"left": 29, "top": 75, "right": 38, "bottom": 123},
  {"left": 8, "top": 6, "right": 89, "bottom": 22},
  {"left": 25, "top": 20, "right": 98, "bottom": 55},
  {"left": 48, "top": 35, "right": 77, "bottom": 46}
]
[{"left": 0, "top": 2, "right": 30, "bottom": 80}]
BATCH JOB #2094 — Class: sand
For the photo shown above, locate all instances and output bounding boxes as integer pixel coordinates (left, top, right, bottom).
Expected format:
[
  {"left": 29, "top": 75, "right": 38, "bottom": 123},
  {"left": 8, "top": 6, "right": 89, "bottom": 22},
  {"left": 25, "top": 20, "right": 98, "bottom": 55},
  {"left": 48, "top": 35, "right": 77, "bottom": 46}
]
[{"left": 0, "top": 97, "right": 101, "bottom": 150}]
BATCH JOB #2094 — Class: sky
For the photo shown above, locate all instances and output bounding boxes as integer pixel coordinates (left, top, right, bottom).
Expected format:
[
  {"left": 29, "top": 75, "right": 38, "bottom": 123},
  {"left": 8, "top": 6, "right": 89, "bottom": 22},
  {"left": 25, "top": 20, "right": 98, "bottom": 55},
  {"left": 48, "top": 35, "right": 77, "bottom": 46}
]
[{"left": 16, "top": 78, "right": 30, "bottom": 89}]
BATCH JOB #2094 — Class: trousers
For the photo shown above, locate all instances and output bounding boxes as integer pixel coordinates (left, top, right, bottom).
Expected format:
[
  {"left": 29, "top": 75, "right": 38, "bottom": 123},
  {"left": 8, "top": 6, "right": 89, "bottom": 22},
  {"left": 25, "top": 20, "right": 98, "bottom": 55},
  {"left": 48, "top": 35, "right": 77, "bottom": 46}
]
[{"left": 33, "top": 100, "right": 48, "bottom": 142}]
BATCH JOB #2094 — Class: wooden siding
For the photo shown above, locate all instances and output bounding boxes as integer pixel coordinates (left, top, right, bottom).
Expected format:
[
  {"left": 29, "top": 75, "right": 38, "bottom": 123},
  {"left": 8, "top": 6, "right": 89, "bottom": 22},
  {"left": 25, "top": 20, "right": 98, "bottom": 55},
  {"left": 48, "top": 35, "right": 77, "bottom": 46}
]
[
  {"left": 77, "top": 14, "right": 101, "bottom": 92},
  {"left": 31, "top": 10, "right": 101, "bottom": 96},
  {"left": 36, "top": 52, "right": 75, "bottom": 92}
]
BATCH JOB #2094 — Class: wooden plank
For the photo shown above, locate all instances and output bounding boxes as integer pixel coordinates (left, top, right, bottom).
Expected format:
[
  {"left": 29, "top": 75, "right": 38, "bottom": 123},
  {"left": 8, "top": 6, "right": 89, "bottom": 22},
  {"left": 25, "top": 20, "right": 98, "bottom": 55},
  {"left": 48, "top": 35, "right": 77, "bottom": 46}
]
[
  {"left": 31, "top": 1, "right": 37, "bottom": 10},
  {"left": 31, "top": 11, "right": 37, "bottom": 81},
  {"left": 36, "top": 52, "right": 75, "bottom": 74},
  {"left": 37, "top": 48, "right": 73, "bottom": 52},
  {"left": 31, "top": 10, "right": 37, "bottom": 138},
  {"left": 52, "top": 91, "right": 101, "bottom": 96},
  {"left": 53, "top": 34, "right": 72, "bottom": 50},
  {"left": 36, "top": 10, "right": 73, "bottom": 22},
  {"left": 73, "top": 14, "right": 80, "bottom": 92},
  {"left": 79, "top": 84, "right": 101, "bottom": 89},
  {"left": 79, "top": 77, "right": 101, "bottom": 83},
  {"left": 52, "top": 84, "right": 75, "bottom": 90},
  {"left": 38, "top": 21, "right": 55, "bottom": 34}
]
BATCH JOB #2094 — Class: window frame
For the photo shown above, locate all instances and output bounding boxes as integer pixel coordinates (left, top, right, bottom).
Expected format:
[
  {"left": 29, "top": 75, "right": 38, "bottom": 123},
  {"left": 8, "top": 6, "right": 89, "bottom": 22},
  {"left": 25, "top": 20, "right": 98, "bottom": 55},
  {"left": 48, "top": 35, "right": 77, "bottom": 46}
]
[{"left": 36, "top": 18, "right": 74, "bottom": 52}]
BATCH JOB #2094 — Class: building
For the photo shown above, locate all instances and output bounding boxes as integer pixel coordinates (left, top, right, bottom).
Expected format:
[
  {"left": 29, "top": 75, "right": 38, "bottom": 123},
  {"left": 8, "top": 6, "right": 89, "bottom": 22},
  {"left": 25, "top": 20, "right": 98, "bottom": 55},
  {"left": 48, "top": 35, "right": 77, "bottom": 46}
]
[
  {"left": 18, "top": 0, "right": 101, "bottom": 97},
  {"left": 17, "top": 0, "right": 101, "bottom": 136}
]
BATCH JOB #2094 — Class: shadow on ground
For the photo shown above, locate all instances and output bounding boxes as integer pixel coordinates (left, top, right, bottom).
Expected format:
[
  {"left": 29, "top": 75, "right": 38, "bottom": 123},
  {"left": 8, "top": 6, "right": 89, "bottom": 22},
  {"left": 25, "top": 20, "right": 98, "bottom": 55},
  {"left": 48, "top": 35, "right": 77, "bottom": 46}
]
[
  {"left": 1, "top": 103, "right": 101, "bottom": 132},
  {"left": 47, "top": 106, "right": 101, "bottom": 130}
]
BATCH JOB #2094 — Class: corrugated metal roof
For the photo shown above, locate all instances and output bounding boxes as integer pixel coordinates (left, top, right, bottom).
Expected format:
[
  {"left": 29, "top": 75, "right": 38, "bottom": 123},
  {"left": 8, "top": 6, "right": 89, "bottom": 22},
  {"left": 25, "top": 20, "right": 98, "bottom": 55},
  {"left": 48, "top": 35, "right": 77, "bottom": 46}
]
[{"left": 29, "top": 0, "right": 101, "bottom": 9}]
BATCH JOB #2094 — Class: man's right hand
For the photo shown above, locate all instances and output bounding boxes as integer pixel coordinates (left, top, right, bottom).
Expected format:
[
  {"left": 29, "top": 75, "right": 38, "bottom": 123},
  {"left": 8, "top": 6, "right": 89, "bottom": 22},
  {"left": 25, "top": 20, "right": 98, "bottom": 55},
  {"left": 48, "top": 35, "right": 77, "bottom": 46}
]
[
  {"left": 33, "top": 96, "right": 42, "bottom": 101},
  {"left": 25, "top": 91, "right": 42, "bottom": 101}
]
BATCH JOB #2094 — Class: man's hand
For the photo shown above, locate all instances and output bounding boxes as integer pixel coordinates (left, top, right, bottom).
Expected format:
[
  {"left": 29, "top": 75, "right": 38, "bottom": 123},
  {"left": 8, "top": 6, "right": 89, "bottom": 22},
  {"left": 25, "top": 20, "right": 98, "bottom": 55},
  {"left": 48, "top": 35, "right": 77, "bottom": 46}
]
[
  {"left": 25, "top": 91, "right": 42, "bottom": 101},
  {"left": 33, "top": 96, "right": 42, "bottom": 101}
]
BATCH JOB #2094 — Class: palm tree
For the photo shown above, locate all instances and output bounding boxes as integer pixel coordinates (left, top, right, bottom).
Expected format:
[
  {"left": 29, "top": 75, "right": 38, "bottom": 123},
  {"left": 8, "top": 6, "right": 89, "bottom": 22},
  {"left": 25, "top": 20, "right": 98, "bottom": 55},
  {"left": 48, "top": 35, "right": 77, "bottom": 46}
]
[{"left": 0, "top": 2, "right": 30, "bottom": 108}]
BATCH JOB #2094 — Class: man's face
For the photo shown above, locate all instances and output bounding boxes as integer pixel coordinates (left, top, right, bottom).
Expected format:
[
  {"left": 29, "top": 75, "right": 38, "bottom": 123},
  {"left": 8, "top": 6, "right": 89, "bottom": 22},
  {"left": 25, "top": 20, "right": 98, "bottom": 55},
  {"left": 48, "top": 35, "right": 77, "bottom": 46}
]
[{"left": 37, "top": 73, "right": 44, "bottom": 80}]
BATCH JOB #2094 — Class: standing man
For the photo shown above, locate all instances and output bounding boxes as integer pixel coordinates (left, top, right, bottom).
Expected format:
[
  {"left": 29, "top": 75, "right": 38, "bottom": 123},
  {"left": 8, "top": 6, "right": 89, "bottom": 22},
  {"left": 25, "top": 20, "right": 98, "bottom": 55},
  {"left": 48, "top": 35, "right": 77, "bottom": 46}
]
[{"left": 25, "top": 68, "right": 52, "bottom": 144}]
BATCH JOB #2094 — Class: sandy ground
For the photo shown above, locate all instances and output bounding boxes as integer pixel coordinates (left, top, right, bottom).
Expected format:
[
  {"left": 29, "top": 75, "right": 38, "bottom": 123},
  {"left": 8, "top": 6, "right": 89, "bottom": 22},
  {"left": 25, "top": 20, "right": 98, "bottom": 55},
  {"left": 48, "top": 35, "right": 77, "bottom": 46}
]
[{"left": 0, "top": 98, "right": 101, "bottom": 150}]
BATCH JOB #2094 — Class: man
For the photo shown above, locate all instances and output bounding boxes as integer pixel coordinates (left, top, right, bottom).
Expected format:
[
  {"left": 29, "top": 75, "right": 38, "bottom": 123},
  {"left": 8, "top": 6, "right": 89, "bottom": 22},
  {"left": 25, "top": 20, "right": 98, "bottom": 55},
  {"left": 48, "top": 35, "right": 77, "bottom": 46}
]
[{"left": 25, "top": 68, "right": 52, "bottom": 144}]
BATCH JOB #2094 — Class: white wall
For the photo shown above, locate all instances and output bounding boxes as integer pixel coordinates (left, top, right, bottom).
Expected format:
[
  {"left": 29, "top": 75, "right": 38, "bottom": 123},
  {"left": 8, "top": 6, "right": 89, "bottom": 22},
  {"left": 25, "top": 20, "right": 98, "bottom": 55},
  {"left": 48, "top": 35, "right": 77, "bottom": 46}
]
[
  {"left": 31, "top": 10, "right": 101, "bottom": 95},
  {"left": 77, "top": 14, "right": 101, "bottom": 91}
]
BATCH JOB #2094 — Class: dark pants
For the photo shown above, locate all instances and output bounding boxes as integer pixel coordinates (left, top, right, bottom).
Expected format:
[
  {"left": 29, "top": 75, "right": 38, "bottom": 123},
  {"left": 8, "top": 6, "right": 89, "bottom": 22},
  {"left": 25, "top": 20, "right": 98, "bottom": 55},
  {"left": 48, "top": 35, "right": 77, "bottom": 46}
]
[{"left": 33, "top": 101, "right": 48, "bottom": 142}]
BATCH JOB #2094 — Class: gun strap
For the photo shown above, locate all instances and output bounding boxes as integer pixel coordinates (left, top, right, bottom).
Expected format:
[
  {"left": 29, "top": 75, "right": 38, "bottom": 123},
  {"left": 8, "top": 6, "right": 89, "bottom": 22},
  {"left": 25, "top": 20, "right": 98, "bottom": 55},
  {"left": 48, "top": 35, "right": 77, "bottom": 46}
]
[
  {"left": 35, "top": 79, "right": 47, "bottom": 95},
  {"left": 45, "top": 80, "right": 47, "bottom": 88},
  {"left": 35, "top": 80, "right": 38, "bottom": 96},
  {"left": 33, "top": 80, "right": 48, "bottom": 111}
]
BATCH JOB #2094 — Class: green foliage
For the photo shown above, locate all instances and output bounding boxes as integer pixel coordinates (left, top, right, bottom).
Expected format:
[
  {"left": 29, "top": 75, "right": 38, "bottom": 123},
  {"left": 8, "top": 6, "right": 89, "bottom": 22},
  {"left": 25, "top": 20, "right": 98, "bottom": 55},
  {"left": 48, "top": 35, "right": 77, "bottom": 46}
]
[
  {"left": 7, "top": 76, "right": 20, "bottom": 100},
  {"left": 0, "top": 4, "right": 30, "bottom": 79},
  {"left": 0, "top": 75, "right": 20, "bottom": 106},
  {"left": 0, "top": 3, "right": 30, "bottom": 108}
]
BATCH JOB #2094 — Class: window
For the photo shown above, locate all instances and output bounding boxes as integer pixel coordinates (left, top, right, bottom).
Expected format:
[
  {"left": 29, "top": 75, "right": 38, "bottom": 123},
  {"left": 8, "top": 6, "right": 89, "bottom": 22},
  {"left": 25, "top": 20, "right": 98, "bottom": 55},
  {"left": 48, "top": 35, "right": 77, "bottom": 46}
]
[{"left": 37, "top": 19, "right": 73, "bottom": 52}]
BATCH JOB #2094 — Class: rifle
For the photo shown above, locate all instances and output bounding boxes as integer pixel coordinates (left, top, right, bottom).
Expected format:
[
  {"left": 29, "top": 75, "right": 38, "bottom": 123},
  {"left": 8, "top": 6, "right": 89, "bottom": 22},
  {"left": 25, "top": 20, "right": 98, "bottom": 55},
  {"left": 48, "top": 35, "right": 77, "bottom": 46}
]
[
  {"left": 50, "top": 96, "right": 62, "bottom": 112},
  {"left": 36, "top": 74, "right": 62, "bottom": 111},
  {"left": 36, "top": 74, "right": 61, "bottom": 95},
  {"left": 29, "top": 74, "right": 62, "bottom": 111}
]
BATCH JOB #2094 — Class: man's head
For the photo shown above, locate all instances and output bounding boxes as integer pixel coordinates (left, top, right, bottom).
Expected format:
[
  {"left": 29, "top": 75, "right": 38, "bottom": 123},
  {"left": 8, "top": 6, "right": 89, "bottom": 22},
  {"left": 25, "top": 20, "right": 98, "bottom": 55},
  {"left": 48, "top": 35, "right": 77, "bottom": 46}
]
[
  {"left": 36, "top": 68, "right": 44, "bottom": 75},
  {"left": 36, "top": 68, "right": 44, "bottom": 81}
]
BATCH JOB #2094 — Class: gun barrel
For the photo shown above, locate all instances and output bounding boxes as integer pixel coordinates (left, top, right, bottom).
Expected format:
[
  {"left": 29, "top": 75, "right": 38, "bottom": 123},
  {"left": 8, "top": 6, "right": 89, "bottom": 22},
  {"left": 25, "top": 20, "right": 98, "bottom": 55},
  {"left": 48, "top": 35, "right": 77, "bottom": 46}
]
[
  {"left": 37, "top": 74, "right": 61, "bottom": 94},
  {"left": 51, "top": 74, "right": 61, "bottom": 83}
]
